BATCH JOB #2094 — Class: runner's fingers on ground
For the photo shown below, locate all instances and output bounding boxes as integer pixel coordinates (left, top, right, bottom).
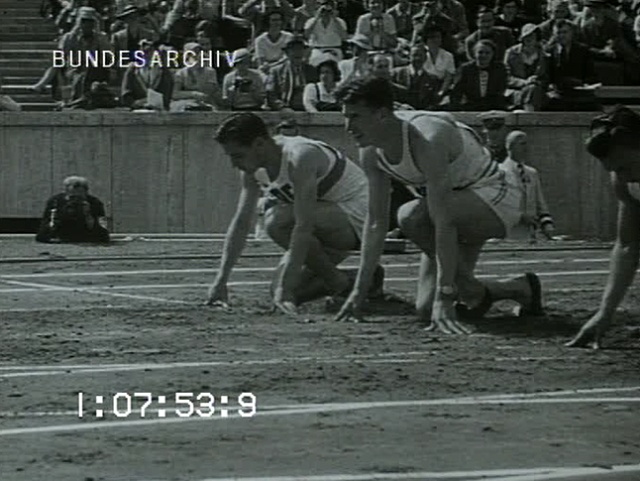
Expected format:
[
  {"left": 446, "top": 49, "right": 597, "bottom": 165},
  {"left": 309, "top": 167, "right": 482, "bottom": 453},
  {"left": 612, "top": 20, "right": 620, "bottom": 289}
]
[{"left": 274, "top": 300, "right": 298, "bottom": 316}]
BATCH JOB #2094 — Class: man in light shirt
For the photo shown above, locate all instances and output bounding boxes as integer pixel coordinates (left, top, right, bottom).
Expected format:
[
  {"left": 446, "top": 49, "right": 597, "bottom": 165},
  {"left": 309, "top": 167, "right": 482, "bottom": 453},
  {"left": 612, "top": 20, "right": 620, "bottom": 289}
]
[
  {"left": 355, "top": 0, "right": 398, "bottom": 51},
  {"left": 304, "top": 0, "right": 348, "bottom": 67}
]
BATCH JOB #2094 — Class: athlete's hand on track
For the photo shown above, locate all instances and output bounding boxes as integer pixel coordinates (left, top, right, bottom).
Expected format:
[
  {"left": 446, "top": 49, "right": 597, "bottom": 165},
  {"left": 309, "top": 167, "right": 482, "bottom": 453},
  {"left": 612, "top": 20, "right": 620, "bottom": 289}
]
[
  {"left": 273, "top": 288, "right": 298, "bottom": 316},
  {"left": 333, "top": 293, "right": 364, "bottom": 323},
  {"left": 205, "top": 283, "right": 230, "bottom": 309},
  {"left": 424, "top": 300, "right": 472, "bottom": 335},
  {"left": 565, "top": 311, "right": 612, "bottom": 349}
]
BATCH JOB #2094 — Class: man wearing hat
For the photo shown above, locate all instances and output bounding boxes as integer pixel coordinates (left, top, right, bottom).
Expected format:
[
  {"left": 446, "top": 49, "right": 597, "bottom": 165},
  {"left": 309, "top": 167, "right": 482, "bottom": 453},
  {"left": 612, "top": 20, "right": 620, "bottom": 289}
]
[
  {"left": 504, "top": 23, "right": 547, "bottom": 111},
  {"left": 337, "top": 33, "right": 372, "bottom": 85},
  {"left": 58, "top": 6, "right": 113, "bottom": 102},
  {"left": 478, "top": 110, "right": 510, "bottom": 163},
  {"left": 304, "top": 0, "right": 348, "bottom": 67},
  {"left": 221, "top": 48, "right": 266, "bottom": 110},
  {"left": 112, "top": 5, "right": 158, "bottom": 56},
  {"left": 266, "top": 35, "right": 316, "bottom": 110},
  {"left": 577, "top": 0, "right": 640, "bottom": 85},
  {"left": 567, "top": 105, "right": 640, "bottom": 349}
]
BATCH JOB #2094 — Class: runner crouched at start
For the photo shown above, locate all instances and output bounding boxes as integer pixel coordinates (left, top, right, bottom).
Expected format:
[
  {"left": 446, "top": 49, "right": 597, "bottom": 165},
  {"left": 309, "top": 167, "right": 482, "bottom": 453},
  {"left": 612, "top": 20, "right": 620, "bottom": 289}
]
[
  {"left": 206, "top": 112, "right": 384, "bottom": 315},
  {"left": 333, "top": 76, "right": 545, "bottom": 332}
]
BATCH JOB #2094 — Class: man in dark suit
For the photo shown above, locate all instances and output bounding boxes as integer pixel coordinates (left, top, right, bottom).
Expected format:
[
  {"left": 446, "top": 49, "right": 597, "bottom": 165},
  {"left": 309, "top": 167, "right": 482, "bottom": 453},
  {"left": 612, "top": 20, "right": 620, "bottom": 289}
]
[
  {"left": 464, "top": 5, "right": 515, "bottom": 62},
  {"left": 391, "top": 44, "right": 439, "bottom": 109},
  {"left": 36, "top": 176, "right": 110, "bottom": 244},
  {"left": 543, "top": 19, "right": 599, "bottom": 111},
  {"left": 111, "top": 5, "right": 158, "bottom": 84},
  {"left": 266, "top": 35, "right": 317, "bottom": 111}
]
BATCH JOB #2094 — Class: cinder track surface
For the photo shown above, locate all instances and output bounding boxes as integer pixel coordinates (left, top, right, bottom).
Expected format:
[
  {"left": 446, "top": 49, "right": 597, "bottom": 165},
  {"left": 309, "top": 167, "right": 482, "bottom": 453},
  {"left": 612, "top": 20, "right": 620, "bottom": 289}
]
[{"left": 1, "top": 237, "right": 638, "bottom": 481}]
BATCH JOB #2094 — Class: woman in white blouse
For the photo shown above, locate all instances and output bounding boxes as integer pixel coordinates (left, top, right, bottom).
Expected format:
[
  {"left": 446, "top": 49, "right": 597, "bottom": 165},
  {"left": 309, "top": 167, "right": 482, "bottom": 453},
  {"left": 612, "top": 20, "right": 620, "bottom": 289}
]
[
  {"left": 303, "top": 57, "right": 341, "bottom": 112},
  {"left": 422, "top": 26, "right": 455, "bottom": 101}
]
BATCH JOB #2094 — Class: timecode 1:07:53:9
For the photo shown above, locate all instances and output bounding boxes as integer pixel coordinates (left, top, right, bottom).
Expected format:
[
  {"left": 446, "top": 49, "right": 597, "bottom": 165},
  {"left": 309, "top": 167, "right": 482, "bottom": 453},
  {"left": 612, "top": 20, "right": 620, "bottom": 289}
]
[{"left": 77, "top": 392, "right": 257, "bottom": 419}]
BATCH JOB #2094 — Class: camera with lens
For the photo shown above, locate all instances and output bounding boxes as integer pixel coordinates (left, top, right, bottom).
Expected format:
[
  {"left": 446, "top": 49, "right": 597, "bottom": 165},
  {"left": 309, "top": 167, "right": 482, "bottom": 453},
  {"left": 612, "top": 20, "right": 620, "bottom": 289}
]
[{"left": 235, "top": 77, "right": 253, "bottom": 93}]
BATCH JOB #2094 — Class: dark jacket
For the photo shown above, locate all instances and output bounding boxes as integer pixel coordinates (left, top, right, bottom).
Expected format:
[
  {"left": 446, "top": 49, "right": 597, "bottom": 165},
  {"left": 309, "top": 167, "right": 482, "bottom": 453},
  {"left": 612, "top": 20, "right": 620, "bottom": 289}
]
[
  {"left": 544, "top": 41, "right": 596, "bottom": 92},
  {"left": 36, "top": 193, "right": 110, "bottom": 243},
  {"left": 451, "top": 60, "right": 508, "bottom": 111}
]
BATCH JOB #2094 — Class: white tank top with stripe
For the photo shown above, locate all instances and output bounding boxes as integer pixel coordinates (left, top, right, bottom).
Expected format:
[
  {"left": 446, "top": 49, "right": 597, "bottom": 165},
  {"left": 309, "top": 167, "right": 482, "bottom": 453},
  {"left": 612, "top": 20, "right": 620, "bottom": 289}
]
[
  {"left": 253, "top": 135, "right": 369, "bottom": 236},
  {"left": 375, "top": 111, "right": 500, "bottom": 192}
]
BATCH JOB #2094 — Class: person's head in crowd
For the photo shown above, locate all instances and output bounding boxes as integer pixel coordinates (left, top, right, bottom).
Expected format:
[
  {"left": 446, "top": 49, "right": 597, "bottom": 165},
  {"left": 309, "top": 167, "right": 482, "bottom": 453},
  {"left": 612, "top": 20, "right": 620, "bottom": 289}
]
[
  {"left": 423, "top": 24, "right": 444, "bottom": 50},
  {"left": 138, "top": 38, "right": 155, "bottom": 63},
  {"left": 335, "top": 75, "right": 396, "bottom": 148},
  {"left": 116, "top": 5, "right": 142, "bottom": 34},
  {"left": 317, "top": 57, "right": 340, "bottom": 87},
  {"left": 476, "top": 6, "right": 496, "bottom": 35},
  {"left": 583, "top": 0, "right": 608, "bottom": 21},
  {"left": 185, "top": 0, "right": 199, "bottom": 15},
  {"left": 232, "top": 48, "right": 252, "bottom": 73},
  {"left": 266, "top": 9, "right": 285, "bottom": 34},
  {"left": 195, "top": 31, "right": 213, "bottom": 51},
  {"left": 76, "top": 7, "right": 100, "bottom": 38},
  {"left": 284, "top": 35, "right": 308, "bottom": 64},
  {"left": 368, "top": 0, "right": 384, "bottom": 17},
  {"left": 422, "top": 0, "right": 442, "bottom": 14},
  {"left": 495, "top": 0, "right": 520, "bottom": 21},
  {"left": 409, "top": 44, "right": 426, "bottom": 71},
  {"left": 478, "top": 110, "right": 510, "bottom": 149},
  {"left": 370, "top": 54, "right": 392, "bottom": 79},
  {"left": 348, "top": 34, "right": 373, "bottom": 59},
  {"left": 547, "top": 0, "right": 571, "bottom": 20},
  {"left": 195, "top": 20, "right": 214, "bottom": 41},
  {"left": 63, "top": 176, "right": 90, "bottom": 200},
  {"left": 473, "top": 39, "right": 496, "bottom": 68},
  {"left": 586, "top": 105, "right": 640, "bottom": 181},
  {"left": 553, "top": 18, "right": 575, "bottom": 46},
  {"left": 183, "top": 42, "right": 204, "bottom": 69},
  {"left": 275, "top": 119, "right": 300, "bottom": 136},
  {"left": 506, "top": 130, "right": 529, "bottom": 163},
  {"left": 110, "top": 19, "right": 126, "bottom": 35},
  {"left": 519, "top": 23, "right": 539, "bottom": 48},
  {"left": 215, "top": 113, "right": 273, "bottom": 174},
  {"left": 318, "top": 0, "right": 337, "bottom": 19}
]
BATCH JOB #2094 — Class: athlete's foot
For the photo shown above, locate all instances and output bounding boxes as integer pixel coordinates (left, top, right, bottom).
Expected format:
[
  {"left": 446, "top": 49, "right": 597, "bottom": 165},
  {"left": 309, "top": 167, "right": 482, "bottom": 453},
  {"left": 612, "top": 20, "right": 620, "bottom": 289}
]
[
  {"left": 32, "top": 84, "right": 46, "bottom": 94},
  {"left": 517, "top": 272, "right": 544, "bottom": 317},
  {"left": 456, "top": 286, "right": 493, "bottom": 320}
]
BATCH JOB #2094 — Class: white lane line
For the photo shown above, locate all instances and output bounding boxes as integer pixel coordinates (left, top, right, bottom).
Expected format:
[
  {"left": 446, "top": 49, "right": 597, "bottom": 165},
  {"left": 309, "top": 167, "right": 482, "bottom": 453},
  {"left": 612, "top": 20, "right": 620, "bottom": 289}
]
[
  {"left": 1, "top": 396, "right": 639, "bottom": 437},
  {"left": 2, "top": 279, "right": 191, "bottom": 305},
  {"left": 0, "top": 349, "right": 567, "bottom": 371},
  {"left": 160, "top": 464, "right": 640, "bottom": 481},
  {"left": 482, "top": 464, "right": 640, "bottom": 481},
  {"left": 0, "top": 259, "right": 612, "bottom": 280},
  {"left": 0, "top": 280, "right": 610, "bottom": 295}
]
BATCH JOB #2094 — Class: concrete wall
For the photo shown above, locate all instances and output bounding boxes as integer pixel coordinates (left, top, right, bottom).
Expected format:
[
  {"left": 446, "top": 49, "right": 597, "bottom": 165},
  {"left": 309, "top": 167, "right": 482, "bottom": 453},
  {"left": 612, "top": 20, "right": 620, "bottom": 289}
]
[{"left": 0, "top": 111, "right": 618, "bottom": 239}]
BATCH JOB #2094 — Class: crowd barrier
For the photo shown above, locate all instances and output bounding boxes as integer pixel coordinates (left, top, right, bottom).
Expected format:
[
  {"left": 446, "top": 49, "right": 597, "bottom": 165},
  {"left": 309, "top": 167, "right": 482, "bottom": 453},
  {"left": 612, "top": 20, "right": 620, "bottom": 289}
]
[{"left": 0, "top": 111, "right": 617, "bottom": 239}]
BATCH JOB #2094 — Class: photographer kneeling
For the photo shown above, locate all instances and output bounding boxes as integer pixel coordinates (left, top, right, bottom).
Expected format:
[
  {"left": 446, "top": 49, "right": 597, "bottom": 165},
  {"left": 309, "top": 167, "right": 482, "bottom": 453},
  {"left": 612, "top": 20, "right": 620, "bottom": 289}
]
[{"left": 36, "top": 176, "right": 110, "bottom": 244}]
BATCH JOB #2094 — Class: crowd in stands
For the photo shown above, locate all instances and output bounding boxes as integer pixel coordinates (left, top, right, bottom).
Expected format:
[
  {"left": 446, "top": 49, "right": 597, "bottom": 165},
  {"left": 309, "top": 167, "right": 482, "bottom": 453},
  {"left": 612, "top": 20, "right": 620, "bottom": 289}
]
[{"left": 2, "top": 0, "right": 640, "bottom": 112}]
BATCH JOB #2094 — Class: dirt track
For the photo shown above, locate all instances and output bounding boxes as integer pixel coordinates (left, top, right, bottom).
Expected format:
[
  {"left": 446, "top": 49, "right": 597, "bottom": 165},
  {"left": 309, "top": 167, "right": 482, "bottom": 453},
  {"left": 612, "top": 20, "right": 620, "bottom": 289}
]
[{"left": 1, "top": 237, "right": 639, "bottom": 481}]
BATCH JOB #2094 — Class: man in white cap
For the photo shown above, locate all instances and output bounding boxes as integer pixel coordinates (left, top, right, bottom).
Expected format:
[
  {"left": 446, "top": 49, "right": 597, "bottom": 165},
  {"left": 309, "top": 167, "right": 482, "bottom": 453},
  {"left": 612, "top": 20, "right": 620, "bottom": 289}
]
[
  {"left": 478, "top": 110, "right": 510, "bottom": 163},
  {"left": 334, "top": 76, "right": 543, "bottom": 332},
  {"left": 221, "top": 48, "right": 266, "bottom": 110},
  {"left": 338, "top": 33, "right": 373, "bottom": 85},
  {"left": 207, "top": 112, "right": 384, "bottom": 314}
]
